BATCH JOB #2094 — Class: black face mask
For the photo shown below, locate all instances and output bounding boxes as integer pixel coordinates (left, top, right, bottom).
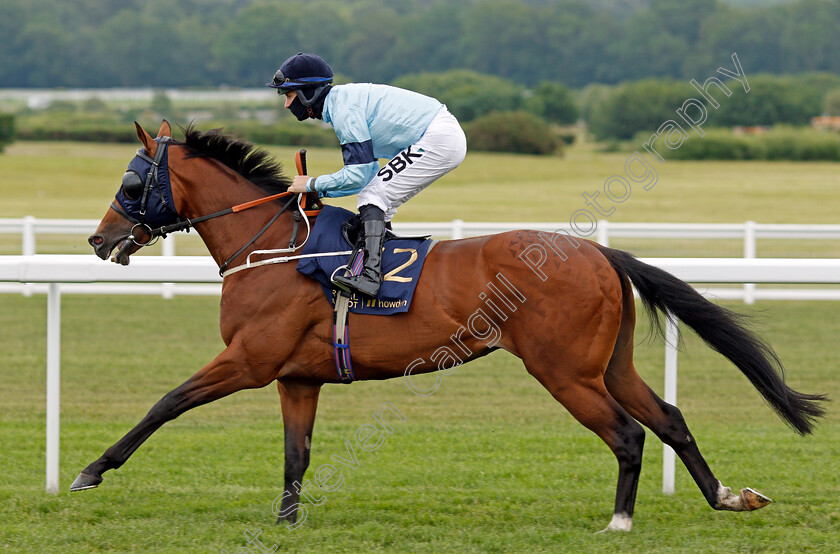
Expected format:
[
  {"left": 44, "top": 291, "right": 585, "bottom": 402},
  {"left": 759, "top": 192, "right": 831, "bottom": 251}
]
[
  {"left": 289, "top": 96, "right": 311, "bottom": 121},
  {"left": 288, "top": 85, "right": 330, "bottom": 121}
]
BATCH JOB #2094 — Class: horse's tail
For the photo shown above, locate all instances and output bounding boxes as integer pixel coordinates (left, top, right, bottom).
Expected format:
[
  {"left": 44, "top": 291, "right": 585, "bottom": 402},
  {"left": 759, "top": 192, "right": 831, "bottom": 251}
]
[{"left": 597, "top": 245, "right": 826, "bottom": 435}]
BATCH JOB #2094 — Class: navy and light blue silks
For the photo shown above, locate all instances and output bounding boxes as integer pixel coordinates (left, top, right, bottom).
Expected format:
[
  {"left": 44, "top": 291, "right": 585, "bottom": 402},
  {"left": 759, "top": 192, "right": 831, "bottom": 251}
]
[
  {"left": 309, "top": 84, "right": 443, "bottom": 198},
  {"left": 297, "top": 205, "right": 432, "bottom": 315}
]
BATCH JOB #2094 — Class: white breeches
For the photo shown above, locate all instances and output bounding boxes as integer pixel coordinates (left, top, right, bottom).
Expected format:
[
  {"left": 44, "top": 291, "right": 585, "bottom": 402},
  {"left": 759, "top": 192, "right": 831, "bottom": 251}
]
[{"left": 357, "top": 107, "right": 467, "bottom": 221}]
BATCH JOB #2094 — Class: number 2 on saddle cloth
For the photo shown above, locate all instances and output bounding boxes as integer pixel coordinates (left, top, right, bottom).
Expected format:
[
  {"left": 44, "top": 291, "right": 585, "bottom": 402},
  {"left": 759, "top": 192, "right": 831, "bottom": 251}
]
[{"left": 296, "top": 205, "right": 435, "bottom": 382}]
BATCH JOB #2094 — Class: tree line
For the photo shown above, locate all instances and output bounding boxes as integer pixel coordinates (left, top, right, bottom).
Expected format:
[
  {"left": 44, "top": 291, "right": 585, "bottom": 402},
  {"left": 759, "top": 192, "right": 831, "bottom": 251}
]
[{"left": 1, "top": 0, "right": 838, "bottom": 89}]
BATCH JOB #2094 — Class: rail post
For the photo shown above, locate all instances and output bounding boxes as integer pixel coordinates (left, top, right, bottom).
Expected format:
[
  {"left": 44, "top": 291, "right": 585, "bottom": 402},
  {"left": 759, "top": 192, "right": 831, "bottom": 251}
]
[
  {"left": 744, "top": 221, "right": 756, "bottom": 305},
  {"left": 22, "top": 216, "right": 36, "bottom": 297},
  {"left": 662, "top": 312, "right": 679, "bottom": 494},
  {"left": 46, "top": 282, "right": 61, "bottom": 494},
  {"left": 597, "top": 219, "right": 609, "bottom": 247},
  {"left": 161, "top": 236, "right": 176, "bottom": 299},
  {"left": 452, "top": 219, "right": 464, "bottom": 240}
]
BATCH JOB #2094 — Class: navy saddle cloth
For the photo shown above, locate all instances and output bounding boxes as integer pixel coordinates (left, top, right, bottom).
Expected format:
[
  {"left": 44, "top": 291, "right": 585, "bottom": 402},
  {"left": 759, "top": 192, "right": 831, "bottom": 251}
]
[{"left": 296, "top": 205, "right": 433, "bottom": 315}]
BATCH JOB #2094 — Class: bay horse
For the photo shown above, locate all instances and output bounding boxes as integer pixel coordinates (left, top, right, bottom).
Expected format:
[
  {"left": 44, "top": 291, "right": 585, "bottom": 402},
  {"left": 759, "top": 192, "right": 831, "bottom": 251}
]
[{"left": 77, "top": 121, "right": 825, "bottom": 532}]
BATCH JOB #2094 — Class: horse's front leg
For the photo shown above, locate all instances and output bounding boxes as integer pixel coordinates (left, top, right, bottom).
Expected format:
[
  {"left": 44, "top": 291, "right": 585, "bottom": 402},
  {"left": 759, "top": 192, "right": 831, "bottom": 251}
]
[
  {"left": 70, "top": 343, "right": 273, "bottom": 491},
  {"left": 274, "top": 380, "right": 322, "bottom": 526}
]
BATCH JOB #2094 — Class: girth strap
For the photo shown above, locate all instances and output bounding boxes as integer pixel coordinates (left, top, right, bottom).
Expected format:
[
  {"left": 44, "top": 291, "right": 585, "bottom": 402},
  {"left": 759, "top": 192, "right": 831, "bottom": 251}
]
[{"left": 333, "top": 289, "right": 355, "bottom": 384}]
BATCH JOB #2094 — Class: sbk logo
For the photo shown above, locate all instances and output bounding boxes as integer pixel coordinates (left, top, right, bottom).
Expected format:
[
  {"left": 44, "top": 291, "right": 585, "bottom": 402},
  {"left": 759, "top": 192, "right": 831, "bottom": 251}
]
[{"left": 377, "top": 146, "right": 424, "bottom": 182}]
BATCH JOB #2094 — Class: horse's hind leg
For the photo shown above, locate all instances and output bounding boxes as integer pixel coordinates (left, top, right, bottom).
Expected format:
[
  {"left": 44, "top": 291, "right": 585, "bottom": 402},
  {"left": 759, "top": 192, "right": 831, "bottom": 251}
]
[
  {"left": 603, "top": 292, "right": 772, "bottom": 512},
  {"left": 527, "top": 361, "right": 646, "bottom": 532},
  {"left": 605, "top": 361, "right": 771, "bottom": 512}
]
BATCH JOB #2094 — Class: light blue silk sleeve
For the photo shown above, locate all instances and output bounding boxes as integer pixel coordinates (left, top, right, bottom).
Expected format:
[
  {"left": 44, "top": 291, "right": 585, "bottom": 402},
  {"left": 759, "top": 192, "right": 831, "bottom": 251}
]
[{"left": 311, "top": 161, "right": 379, "bottom": 198}]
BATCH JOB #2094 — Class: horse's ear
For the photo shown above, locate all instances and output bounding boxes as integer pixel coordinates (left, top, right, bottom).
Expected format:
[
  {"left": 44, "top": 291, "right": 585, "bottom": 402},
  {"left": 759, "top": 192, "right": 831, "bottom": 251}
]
[
  {"left": 134, "top": 121, "right": 156, "bottom": 154},
  {"left": 157, "top": 119, "right": 172, "bottom": 139}
]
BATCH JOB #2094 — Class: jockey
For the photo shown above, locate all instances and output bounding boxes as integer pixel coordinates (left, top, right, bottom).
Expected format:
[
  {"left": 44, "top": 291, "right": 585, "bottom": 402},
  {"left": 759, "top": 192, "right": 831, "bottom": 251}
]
[{"left": 267, "top": 52, "right": 467, "bottom": 297}]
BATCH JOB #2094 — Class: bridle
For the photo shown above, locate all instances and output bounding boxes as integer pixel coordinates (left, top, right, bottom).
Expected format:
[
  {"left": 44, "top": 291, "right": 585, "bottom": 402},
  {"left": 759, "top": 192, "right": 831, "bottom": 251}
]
[
  {"left": 110, "top": 137, "right": 320, "bottom": 276},
  {"left": 110, "top": 136, "right": 181, "bottom": 247}
]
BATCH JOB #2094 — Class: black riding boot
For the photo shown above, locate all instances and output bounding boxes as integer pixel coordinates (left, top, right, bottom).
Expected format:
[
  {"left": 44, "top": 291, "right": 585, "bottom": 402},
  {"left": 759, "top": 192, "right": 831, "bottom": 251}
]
[{"left": 333, "top": 205, "right": 386, "bottom": 297}]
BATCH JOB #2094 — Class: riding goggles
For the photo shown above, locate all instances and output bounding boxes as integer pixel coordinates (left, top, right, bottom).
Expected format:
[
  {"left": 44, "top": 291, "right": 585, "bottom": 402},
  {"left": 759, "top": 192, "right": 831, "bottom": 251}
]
[{"left": 267, "top": 70, "right": 332, "bottom": 95}]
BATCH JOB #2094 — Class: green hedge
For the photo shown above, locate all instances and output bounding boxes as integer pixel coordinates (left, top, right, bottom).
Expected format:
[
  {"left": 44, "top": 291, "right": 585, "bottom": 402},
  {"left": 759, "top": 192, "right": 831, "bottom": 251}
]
[
  {"left": 393, "top": 70, "right": 524, "bottom": 124},
  {"left": 0, "top": 114, "right": 14, "bottom": 152},
  {"left": 588, "top": 73, "right": 840, "bottom": 141},
  {"left": 656, "top": 127, "right": 840, "bottom": 161},
  {"left": 16, "top": 112, "right": 148, "bottom": 142},
  {"left": 760, "top": 128, "right": 840, "bottom": 161},
  {"left": 523, "top": 82, "right": 579, "bottom": 125},
  {"left": 588, "top": 79, "right": 694, "bottom": 141},
  {"left": 211, "top": 121, "right": 338, "bottom": 148},
  {"left": 14, "top": 112, "right": 338, "bottom": 147},
  {"left": 465, "top": 111, "right": 560, "bottom": 155}
]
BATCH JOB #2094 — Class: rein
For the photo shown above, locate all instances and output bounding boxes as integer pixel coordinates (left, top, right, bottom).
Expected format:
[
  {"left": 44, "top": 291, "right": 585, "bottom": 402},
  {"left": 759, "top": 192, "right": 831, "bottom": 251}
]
[
  {"left": 112, "top": 190, "right": 318, "bottom": 276},
  {"left": 110, "top": 139, "right": 324, "bottom": 276},
  {"left": 217, "top": 193, "right": 299, "bottom": 276},
  {"left": 111, "top": 137, "right": 328, "bottom": 277},
  {"left": 112, "top": 189, "right": 316, "bottom": 241}
]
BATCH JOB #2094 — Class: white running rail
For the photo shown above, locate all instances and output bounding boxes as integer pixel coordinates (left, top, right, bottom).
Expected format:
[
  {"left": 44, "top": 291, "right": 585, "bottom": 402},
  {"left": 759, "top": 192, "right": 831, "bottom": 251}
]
[
  {"left": 3, "top": 217, "right": 840, "bottom": 302},
  {"left": 2, "top": 255, "right": 840, "bottom": 496}
]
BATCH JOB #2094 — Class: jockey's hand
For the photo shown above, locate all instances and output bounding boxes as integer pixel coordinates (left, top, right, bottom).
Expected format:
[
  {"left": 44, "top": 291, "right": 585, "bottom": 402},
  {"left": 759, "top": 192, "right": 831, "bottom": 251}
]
[{"left": 289, "top": 175, "right": 309, "bottom": 193}]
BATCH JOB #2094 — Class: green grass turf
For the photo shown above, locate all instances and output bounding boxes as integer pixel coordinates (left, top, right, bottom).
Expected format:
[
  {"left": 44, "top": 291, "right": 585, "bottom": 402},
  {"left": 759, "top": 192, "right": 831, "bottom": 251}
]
[
  {"left": 0, "top": 295, "right": 837, "bottom": 552},
  {"left": 0, "top": 140, "right": 839, "bottom": 551},
  {"left": 2, "top": 140, "right": 839, "bottom": 258},
  {"left": 1, "top": 140, "right": 839, "bottom": 224}
]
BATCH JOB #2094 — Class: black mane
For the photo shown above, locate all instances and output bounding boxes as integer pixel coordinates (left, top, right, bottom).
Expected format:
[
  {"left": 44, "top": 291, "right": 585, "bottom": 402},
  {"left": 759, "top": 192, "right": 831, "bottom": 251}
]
[{"left": 177, "top": 124, "right": 291, "bottom": 194}]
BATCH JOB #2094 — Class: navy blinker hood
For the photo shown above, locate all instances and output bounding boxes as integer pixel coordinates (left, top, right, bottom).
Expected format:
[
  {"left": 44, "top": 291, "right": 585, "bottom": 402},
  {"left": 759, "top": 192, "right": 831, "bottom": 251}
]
[{"left": 114, "top": 138, "right": 181, "bottom": 228}]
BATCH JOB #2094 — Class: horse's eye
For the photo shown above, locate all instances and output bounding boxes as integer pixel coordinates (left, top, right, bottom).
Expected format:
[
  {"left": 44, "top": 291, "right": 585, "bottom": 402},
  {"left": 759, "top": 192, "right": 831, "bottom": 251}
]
[{"left": 121, "top": 171, "right": 144, "bottom": 200}]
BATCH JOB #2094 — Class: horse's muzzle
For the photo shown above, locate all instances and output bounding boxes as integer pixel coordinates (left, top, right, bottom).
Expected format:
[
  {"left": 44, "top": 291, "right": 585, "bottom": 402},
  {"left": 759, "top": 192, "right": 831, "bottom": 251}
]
[
  {"left": 88, "top": 233, "right": 111, "bottom": 259},
  {"left": 88, "top": 233, "right": 134, "bottom": 265}
]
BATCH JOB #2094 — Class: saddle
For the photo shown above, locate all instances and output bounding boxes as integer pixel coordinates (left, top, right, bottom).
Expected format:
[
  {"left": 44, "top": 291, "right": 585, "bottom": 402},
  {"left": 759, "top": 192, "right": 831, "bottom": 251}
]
[{"left": 297, "top": 205, "right": 436, "bottom": 384}]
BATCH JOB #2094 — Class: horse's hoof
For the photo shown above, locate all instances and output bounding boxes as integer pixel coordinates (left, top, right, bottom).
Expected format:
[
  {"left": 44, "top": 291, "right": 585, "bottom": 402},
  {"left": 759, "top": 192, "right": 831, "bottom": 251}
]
[
  {"left": 596, "top": 512, "right": 633, "bottom": 533},
  {"left": 740, "top": 487, "right": 772, "bottom": 511},
  {"left": 69, "top": 472, "right": 103, "bottom": 491}
]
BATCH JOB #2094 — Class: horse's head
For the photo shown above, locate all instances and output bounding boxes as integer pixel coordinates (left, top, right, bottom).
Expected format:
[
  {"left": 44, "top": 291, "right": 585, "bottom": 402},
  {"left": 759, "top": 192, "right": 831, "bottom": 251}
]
[
  {"left": 89, "top": 120, "right": 183, "bottom": 265},
  {"left": 90, "top": 121, "right": 308, "bottom": 270}
]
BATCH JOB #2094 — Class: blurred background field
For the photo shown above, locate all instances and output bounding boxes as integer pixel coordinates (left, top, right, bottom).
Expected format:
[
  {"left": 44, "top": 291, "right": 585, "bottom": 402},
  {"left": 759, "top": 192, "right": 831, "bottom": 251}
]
[
  {"left": 1, "top": 139, "right": 838, "bottom": 259},
  {"left": 2, "top": 0, "right": 840, "bottom": 552},
  {"left": 3, "top": 0, "right": 840, "bottom": 160}
]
